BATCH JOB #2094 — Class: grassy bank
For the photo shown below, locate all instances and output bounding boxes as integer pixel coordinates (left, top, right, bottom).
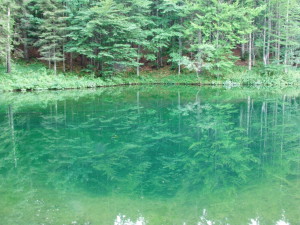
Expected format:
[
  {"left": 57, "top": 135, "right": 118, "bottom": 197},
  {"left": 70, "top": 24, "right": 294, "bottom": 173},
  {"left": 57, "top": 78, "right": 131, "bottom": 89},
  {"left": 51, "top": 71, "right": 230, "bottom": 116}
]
[{"left": 0, "top": 62, "right": 299, "bottom": 92}]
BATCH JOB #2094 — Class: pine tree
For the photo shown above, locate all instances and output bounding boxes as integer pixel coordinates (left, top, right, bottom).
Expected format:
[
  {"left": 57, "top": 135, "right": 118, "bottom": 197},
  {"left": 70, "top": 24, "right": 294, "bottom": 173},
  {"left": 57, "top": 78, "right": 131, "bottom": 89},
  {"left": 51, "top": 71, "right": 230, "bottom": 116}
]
[
  {"left": 118, "top": 0, "right": 152, "bottom": 76},
  {"left": 35, "top": 0, "right": 67, "bottom": 75},
  {"left": 67, "top": 0, "right": 152, "bottom": 76},
  {"left": 182, "top": 0, "right": 260, "bottom": 76}
]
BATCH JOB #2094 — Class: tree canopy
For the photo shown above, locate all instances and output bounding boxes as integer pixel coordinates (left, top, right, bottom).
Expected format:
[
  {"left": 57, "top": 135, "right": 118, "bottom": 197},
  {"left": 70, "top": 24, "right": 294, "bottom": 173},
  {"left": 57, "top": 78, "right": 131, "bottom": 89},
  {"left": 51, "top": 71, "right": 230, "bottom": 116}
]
[{"left": 0, "top": 0, "right": 299, "bottom": 76}]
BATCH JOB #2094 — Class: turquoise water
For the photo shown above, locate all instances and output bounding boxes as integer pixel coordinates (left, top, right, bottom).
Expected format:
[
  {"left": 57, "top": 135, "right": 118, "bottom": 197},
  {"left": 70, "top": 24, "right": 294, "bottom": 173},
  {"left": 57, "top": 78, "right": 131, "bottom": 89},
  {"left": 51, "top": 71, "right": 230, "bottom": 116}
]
[{"left": 0, "top": 86, "right": 299, "bottom": 225}]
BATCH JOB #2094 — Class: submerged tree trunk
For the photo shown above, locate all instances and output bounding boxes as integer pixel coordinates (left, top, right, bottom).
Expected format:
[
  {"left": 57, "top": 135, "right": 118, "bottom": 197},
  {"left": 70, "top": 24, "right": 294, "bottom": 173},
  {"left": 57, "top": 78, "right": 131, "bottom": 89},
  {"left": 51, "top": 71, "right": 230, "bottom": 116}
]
[
  {"left": 263, "top": 102, "right": 268, "bottom": 151},
  {"left": 8, "top": 105, "right": 17, "bottom": 168},
  {"left": 137, "top": 91, "right": 140, "bottom": 115},
  {"left": 178, "top": 91, "right": 181, "bottom": 133},
  {"left": 64, "top": 100, "right": 67, "bottom": 126},
  {"left": 247, "top": 96, "right": 251, "bottom": 136},
  {"left": 196, "top": 91, "right": 201, "bottom": 141},
  {"left": 280, "top": 95, "right": 286, "bottom": 161}
]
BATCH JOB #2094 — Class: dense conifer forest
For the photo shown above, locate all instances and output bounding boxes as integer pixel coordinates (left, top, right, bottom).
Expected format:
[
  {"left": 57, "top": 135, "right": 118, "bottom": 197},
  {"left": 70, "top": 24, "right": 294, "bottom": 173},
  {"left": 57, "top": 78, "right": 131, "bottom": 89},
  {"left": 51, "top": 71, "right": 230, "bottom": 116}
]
[{"left": 0, "top": 0, "right": 299, "bottom": 89}]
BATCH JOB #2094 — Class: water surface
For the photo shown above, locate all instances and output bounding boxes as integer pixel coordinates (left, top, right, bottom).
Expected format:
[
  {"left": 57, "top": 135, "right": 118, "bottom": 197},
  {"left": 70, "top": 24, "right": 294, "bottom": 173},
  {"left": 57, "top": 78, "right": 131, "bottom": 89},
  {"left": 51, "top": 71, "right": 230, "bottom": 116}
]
[{"left": 0, "top": 86, "right": 299, "bottom": 225}]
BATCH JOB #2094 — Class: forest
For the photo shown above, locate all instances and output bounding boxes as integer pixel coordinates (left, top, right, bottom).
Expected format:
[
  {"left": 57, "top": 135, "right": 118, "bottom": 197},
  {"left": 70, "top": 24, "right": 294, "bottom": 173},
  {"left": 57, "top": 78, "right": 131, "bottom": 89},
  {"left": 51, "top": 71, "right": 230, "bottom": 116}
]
[{"left": 0, "top": 0, "right": 299, "bottom": 89}]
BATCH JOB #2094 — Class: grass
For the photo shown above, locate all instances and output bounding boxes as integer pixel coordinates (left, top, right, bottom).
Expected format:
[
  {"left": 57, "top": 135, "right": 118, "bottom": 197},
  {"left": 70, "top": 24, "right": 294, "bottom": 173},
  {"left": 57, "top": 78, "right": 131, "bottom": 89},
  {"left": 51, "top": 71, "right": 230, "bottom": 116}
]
[
  {"left": 0, "top": 61, "right": 299, "bottom": 92},
  {"left": 223, "top": 65, "right": 300, "bottom": 86}
]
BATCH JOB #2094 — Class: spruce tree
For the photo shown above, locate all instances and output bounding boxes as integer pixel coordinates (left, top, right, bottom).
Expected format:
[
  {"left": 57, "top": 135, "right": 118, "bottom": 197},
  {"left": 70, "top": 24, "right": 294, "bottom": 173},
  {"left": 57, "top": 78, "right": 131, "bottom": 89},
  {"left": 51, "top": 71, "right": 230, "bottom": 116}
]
[
  {"left": 35, "top": 0, "right": 67, "bottom": 75},
  {"left": 182, "top": 0, "right": 260, "bottom": 76}
]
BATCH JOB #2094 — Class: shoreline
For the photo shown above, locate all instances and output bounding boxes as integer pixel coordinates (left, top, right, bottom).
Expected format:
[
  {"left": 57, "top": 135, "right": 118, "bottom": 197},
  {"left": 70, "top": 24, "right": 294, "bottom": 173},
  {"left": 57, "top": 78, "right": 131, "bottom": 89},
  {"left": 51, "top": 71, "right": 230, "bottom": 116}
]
[
  {"left": 3, "top": 82, "right": 216, "bottom": 92},
  {"left": 4, "top": 81, "right": 299, "bottom": 93},
  {"left": 1, "top": 63, "right": 299, "bottom": 92}
]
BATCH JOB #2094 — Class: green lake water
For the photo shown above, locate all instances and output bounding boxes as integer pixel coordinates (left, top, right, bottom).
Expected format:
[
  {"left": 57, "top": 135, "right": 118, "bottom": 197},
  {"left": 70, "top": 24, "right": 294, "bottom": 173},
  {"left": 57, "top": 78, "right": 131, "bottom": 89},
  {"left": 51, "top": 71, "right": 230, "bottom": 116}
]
[{"left": 0, "top": 86, "right": 299, "bottom": 225}]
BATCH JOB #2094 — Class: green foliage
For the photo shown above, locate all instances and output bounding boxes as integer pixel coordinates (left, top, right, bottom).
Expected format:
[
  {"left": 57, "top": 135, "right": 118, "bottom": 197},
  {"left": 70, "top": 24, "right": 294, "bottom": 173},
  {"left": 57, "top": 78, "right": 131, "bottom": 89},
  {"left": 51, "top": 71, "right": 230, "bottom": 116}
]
[
  {"left": 66, "top": 0, "right": 152, "bottom": 76},
  {"left": 181, "top": 0, "right": 260, "bottom": 76},
  {"left": 0, "top": 62, "right": 299, "bottom": 92},
  {"left": 32, "top": 0, "right": 67, "bottom": 74},
  {"left": 0, "top": 0, "right": 299, "bottom": 78}
]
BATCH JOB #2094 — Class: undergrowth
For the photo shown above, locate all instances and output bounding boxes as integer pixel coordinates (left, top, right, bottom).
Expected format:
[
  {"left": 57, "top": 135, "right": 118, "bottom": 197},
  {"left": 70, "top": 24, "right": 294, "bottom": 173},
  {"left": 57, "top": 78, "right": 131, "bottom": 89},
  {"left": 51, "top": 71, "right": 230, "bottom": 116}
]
[{"left": 0, "top": 62, "right": 299, "bottom": 92}]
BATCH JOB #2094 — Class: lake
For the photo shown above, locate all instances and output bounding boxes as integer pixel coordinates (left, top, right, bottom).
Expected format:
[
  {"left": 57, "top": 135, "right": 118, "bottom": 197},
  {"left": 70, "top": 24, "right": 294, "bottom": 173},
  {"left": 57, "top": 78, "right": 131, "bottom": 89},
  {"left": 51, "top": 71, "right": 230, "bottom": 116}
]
[{"left": 0, "top": 86, "right": 299, "bottom": 225}]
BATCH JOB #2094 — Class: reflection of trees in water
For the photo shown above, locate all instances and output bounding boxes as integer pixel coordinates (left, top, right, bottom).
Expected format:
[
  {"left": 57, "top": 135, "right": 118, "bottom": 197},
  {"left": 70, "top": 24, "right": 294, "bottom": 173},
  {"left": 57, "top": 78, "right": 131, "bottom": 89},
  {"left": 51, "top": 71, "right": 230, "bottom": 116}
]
[{"left": 0, "top": 90, "right": 299, "bottom": 199}]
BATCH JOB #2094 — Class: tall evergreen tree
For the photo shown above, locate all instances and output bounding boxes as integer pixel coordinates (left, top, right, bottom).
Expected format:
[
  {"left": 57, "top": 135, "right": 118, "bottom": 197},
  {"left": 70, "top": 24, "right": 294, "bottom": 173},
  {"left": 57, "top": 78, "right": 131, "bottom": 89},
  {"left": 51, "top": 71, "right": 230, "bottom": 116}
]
[
  {"left": 67, "top": 0, "right": 152, "bottom": 76},
  {"left": 182, "top": 0, "right": 260, "bottom": 76},
  {"left": 35, "top": 0, "right": 67, "bottom": 75}
]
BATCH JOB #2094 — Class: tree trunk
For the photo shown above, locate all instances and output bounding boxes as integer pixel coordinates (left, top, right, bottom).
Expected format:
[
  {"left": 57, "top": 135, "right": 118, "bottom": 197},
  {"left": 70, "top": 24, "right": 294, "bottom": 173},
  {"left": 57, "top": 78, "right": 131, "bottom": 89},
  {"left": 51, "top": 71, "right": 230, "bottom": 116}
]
[
  {"left": 266, "top": 0, "right": 271, "bottom": 65},
  {"left": 70, "top": 52, "right": 73, "bottom": 71},
  {"left": 241, "top": 41, "right": 245, "bottom": 59},
  {"left": 160, "top": 47, "right": 163, "bottom": 67},
  {"left": 23, "top": 33, "right": 29, "bottom": 61},
  {"left": 197, "top": 31, "right": 202, "bottom": 75},
  {"left": 22, "top": 4, "right": 29, "bottom": 61},
  {"left": 178, "top": 18, "right": 183, "bottom": 75},
  {"left": 248, "top": 32, "right": 252, "bottom": 70},
  {"left": 276, "top": 1, "right": 281, "bottom": 65},
  {"left": 263, "top": 16, "right": 267, "bottom": 66},
  {"left": 137, "top": 45, "right": 140, "bottom": 77},
  {"left": 48, "top": 50, "right": 51, "bottom": 69},
  {"left": 178, "top": 36, "right": 182, "bottom": 75},
  {"left": 81, "top": 55, "right": 84, "bottom": 67},
  {"left": 156, "top": 51, "right": 159, "bottom": 69},
  {"left": 54, "top": 48, "right": 57, "bottom": 75},
  {"left": 63, "top": 47, "right": 66, "bottom": 73},
  {"left": 54, "top": 60, "right": 57, "bottom": 75},
  {"left": 284, "top": 0, "right": 290, "bottom": 73},
  {"left": 276, "top": 1, "right": 281, "bottom": 64},
  {"left": 252, "top": 33, "right": 256, "bottom": 66},
  {"left": 6, "top": 5, "right": 11, "bottom": 74}
]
